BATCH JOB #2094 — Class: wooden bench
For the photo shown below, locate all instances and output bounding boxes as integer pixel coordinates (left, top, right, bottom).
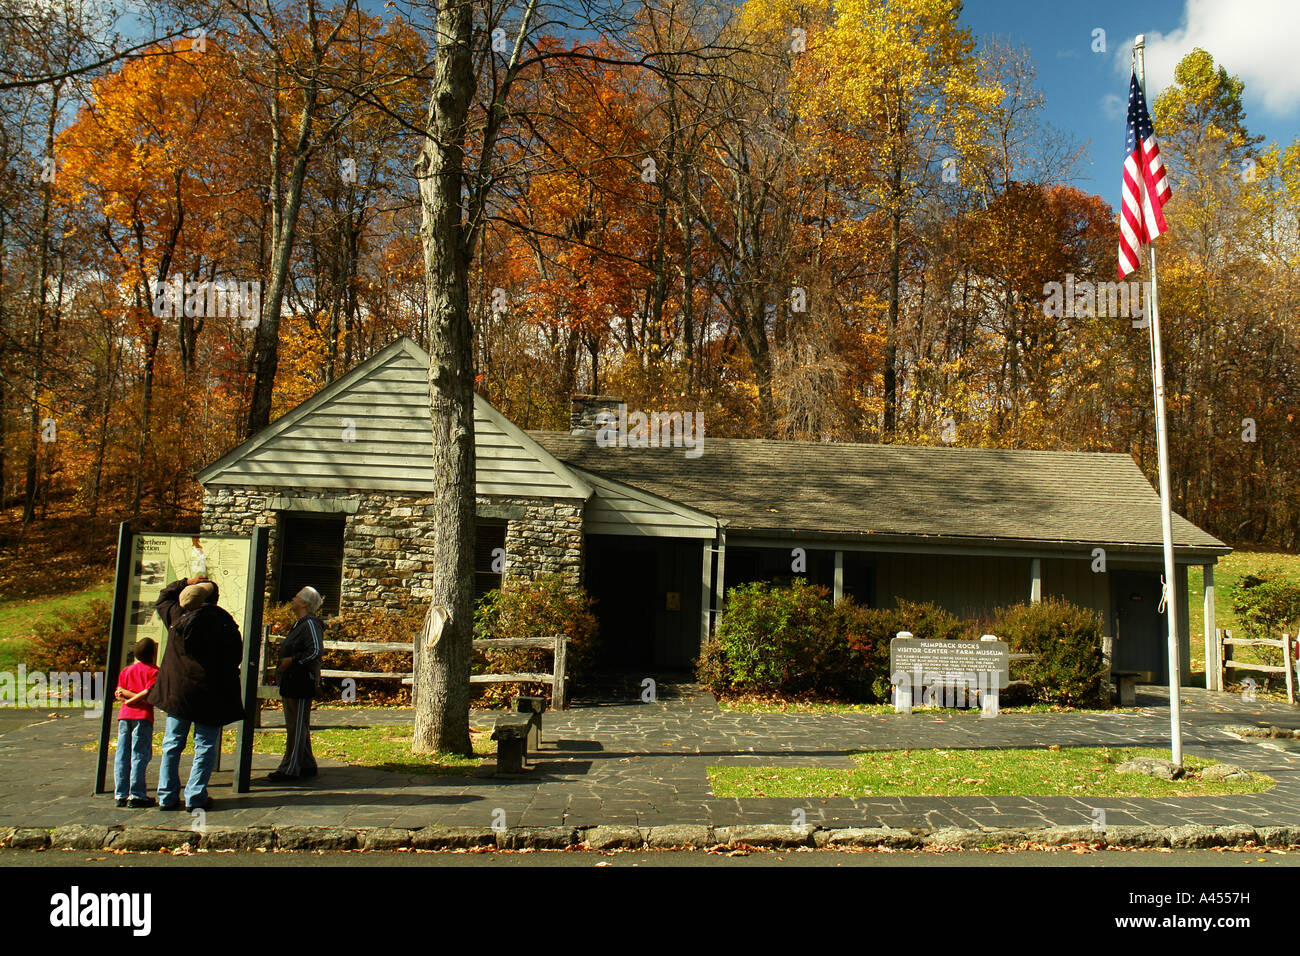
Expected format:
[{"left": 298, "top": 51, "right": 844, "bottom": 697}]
[
  {"left": 1111, "top": 670, "right": 1141, "bottom": 706},
  {"left": 511, "top": 695, "right": 547, "bottom": 753},
  {"left": 491, "top": 713, "right": 534, "bottom": 774}
]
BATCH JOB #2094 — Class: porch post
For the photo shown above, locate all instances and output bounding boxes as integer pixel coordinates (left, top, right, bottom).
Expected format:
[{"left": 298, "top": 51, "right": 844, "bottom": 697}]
[
  {"left": 1203, "top": 564, "right": 1216, "bottom": 691},
  {"left": 716, "top": 528, "right": 727, "bottom": 609},
  {"left": 700, "top": 538, "right": 714, "bottom": 647},
  {"left": 1030, "top": 558, "right": 1042, "bottom": 603},
  {"left": 833, "top": 550, "right": 844, "bottom": 603}
]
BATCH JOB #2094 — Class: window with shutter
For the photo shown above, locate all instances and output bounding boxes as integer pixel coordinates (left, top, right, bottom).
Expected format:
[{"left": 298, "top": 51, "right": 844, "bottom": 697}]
[
  {"left": 475, "top": 521, "right": 507, "bottom": 602},
  {"left": 276, "top": 513, "right": 345, "bottom": 614}
]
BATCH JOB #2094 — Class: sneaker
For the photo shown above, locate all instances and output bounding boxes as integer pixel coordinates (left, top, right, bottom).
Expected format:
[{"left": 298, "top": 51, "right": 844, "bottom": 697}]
[
  {"left": 158, "top": 801, "right": 182, "bottom": 811},
  {"left": 115, "top": 798, "right": 128, "bottom": 807},
  {"left": 186, "top": 796, "right": 214, "bottom": 812},
  {"left": 127, "top": 797, "right": 157, "bottom": 809}
]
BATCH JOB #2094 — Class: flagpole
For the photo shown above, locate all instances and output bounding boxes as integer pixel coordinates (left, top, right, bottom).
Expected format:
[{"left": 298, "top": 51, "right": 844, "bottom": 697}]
[{"left": 1135, "top": 33, "right": 1184, "bottom": 767}]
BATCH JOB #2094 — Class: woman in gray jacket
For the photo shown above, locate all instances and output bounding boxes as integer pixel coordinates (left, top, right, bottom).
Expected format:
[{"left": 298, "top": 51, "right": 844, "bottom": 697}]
[{"left": 265, "top": 587, "right": 325, "bottom": 782}]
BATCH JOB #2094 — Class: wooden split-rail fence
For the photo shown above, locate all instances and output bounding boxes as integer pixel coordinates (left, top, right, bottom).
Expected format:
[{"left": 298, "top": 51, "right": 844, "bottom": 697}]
[
  {"left": 1216, "top": 627, "right": 1296, "bottom": 705},
  {"left": 257, "top": 627, "right": 569, "bottom": 710}
]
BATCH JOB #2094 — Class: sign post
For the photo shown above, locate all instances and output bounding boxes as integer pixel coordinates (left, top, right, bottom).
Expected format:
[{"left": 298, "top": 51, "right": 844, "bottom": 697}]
[
  {"left": 233, "top": 525, "right": 269, "bottom": 793},
  {"left": 889, "top": 635, "right": 1010, "bottom": 713},
  {"left": 94, "top": 521, "right": 134, "bottom": 795}
]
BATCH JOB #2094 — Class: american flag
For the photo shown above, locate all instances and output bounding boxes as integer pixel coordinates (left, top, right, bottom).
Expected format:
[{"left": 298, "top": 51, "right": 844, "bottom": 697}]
[{"left": 1118, "top": 71, "right": 1172, "bottom": 279}]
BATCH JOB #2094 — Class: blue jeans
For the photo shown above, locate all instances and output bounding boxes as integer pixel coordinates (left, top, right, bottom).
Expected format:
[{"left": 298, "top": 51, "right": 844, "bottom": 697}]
[
  {"left": 114, "top": 718, "right": 153, "bottom": 800},
  {"left": 157, "top": 714, "right": 221, "bottom": 807}
]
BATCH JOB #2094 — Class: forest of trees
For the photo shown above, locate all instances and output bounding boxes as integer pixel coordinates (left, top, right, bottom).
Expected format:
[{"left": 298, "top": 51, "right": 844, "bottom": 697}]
[{"left": 2, "top": 0, "right": 1298, "bottom": 548}]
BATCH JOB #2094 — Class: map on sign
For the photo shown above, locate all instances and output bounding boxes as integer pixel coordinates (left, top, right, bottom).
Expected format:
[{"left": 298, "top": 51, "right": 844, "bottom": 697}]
[{"left": 122, "top": 533, "right": 252, "bottom": 664}]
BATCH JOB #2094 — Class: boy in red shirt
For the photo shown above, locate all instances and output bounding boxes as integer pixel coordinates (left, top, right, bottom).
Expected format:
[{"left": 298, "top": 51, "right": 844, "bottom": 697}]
[{"left": 114, "top": 638, "right": 159, "bottom": 808}]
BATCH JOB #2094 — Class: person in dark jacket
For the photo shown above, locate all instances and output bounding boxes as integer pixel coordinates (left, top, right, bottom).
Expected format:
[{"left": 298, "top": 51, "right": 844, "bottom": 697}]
[
  {"left": 265, "top": 587, "right": 325, "bottom": 783},
  {"left": 149, "top": 576, "right": 245, "bottom": 811}
]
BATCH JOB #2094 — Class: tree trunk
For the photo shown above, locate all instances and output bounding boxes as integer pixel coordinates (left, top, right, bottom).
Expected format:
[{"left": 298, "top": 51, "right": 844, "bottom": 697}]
[
  {"left": 411, "top": 0, "right": 477, "bottom": 756},
  {"left": 24, "top": 83, "right": 61, "bottom": 524},
  {"left": 883, "top": 170, "right": 902, "bottom": 440},
  {"left": 246, "top": 89, "right": 317, "bottom": 437},
  {"left": 0, "top": 195, "right": 9, "bottom": 508},
  {"left": 132, "top": 323, "right": 160, "bottom": 516}
]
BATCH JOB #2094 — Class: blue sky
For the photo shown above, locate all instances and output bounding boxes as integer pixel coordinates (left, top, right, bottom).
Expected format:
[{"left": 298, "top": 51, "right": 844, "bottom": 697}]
[{"left": 959, "top": 0, "right": 1300, "bottom": 201}]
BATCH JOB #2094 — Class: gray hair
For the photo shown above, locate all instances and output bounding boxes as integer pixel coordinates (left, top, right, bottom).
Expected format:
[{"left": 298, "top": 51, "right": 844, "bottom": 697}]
[{"left": 296, "top": 586, "right": 323, "bottom": 614}]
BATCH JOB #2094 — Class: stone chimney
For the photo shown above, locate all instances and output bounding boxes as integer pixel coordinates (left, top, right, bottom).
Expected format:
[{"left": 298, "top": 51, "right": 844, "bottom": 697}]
[{"left": 570, "top": 394, "right": 624, "bottom": 436}]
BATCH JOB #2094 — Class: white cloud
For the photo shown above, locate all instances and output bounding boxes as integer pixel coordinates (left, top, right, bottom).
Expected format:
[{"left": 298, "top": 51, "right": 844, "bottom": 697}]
[
  {"left": 1114, "top": 0, "right": 1300, "bottom": 115},
  {"left": 1100, "top": 93, "right": 1125, "bottom": 121}
]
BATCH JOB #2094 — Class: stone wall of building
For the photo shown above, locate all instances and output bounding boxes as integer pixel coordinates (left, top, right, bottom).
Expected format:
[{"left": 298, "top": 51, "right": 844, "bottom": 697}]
[
  {"left": 200, "top": 485, "right": 585, "bottom": 612},
  {"left": 200, "top": 486, "right": 284, "bottom": 610},
  {"left": 500, "top": 497, "right": 584, "bottom": 587}
]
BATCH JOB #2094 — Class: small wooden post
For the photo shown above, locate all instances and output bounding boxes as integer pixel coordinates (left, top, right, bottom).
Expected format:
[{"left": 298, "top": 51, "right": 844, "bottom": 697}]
[
  {"left": 1101, "top": 634, "right": 1114, "bottom": 701},
  {"left": 553, "top": 635, "right": 567, "bottom": 711},
  {"left": 252, "top": 624, "right": 271, "bottom": 729},
  {"left": 411, "top": 611, "right": 426, "bottom": 711},
  {"left": 1283, "top": 631, "right": 1295, "bottom": 706},
  {"left": 1215, "top": 628, "right": 1223, "bottom": 692}
]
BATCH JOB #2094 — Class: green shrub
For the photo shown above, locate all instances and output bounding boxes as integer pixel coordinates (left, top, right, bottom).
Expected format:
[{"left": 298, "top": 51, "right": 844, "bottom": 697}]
[
  {"left": 700, "top": 579, "right": 844, "bottom": 695},
  {"left": 994, "top": 598, "right": 1108, "bottom": 707},
  {"left": 473, "top": 574, "right": 598, "bottom": 706},
  {"left": 1231, "top": 575, "right": 1300, "bottom": 668},
  {"left": 25, "top": 599, "right": 111, "bottom": 672},
  {"left": 699, "top": 583, "right": 1111, "bottom": 709},
  {"left": 264, "top": 601, "right": 297, "bottom": 637},
  {"left": 832, "top": 602, "right": 894, "bottom": 701},
  {"left": 892, "top": 599, "right": 972, "bottom": 642},
  {"left": 835, "top": 599, "right": 977, "bottom": 702},
  {"left": 701, "top": 587, "right": 985, "bottom": 702},
  {"left": 695, "top": 634, "right": 731, "bottom": 692}
]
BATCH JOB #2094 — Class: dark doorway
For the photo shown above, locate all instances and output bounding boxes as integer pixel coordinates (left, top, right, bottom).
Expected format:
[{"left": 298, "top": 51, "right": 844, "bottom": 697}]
[
  {"left": 474, "top": 520, "right": 507, "bottom": 602},
  {"left": 584, "top": 535, "right": 703, "bottom": 670},
  {"left": 1110, "top": 570, "right": 1168, "bottom": 682},
  {"left": 277, "top": 513, "right": 345, "bottom": 614}
]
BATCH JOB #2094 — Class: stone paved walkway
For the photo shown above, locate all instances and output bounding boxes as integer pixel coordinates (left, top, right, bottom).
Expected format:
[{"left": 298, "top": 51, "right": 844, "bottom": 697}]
[{"left": 2, "top": 682, "right": 1298, "bottom": 832}]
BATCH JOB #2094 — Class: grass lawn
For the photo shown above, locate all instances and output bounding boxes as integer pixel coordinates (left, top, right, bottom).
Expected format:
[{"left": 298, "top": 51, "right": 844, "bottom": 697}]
[
  {"left": 1188, "top": 549, "right": 1300, "bottom": 692},
  {"left": 89, "top": 723, "right": 492, "bottom": 776},
  {"left": 0, "top": 577, "right": 112, "bottom": 673},
  {"left": 708, "top": 747, "right": 1275, "bottom": 799}
]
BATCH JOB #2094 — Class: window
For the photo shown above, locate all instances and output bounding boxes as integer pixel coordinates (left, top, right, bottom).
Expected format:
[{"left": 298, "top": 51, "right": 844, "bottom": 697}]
[
  {"left": 475, "top": 520, "right": 507, "bottom": 602},
  {"left": 276, "top": 513, "right": 345, "bottom": 614}
]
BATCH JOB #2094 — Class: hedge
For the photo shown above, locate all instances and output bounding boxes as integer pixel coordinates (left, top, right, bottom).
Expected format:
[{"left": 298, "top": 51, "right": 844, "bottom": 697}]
[{"left": 697, "top": 584, "right": 1109, "bottom": 707}]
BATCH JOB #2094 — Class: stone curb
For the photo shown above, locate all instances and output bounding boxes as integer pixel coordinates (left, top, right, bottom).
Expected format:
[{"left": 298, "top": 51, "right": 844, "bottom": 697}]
[{"left": 5, "top": 822, "right": 1300, "bottom": 852}]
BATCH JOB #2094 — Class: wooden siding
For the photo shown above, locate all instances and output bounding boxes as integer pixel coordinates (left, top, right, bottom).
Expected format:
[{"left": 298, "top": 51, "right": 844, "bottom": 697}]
[
  {"left": 201, "top": 340, "right": 588, "bottom": 499},
  {"left": 845, "top": 553, "right": 1122, "bottom": 635},
  {"left": 578, "top": 470, "right": 716, "bottom": 539},
  {"left": 874, "top": 553, "right": 1033, "bottom": 619}
]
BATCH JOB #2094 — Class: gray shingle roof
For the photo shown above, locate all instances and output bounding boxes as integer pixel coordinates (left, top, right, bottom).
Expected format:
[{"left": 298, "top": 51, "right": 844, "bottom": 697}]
[{"left": 529, "top": 432, "right": 1229, "bottom": 554}]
